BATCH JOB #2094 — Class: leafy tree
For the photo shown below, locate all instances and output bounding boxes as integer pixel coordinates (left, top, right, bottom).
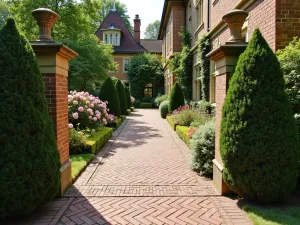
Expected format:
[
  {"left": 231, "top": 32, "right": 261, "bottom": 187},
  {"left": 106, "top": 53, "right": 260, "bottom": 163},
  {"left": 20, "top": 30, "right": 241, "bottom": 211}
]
[
  {"left": 128, "top": 53, "right": 163, "bottom": 99},
  {"left": 144, "top": 20, "right": 160, "bottom": 39},
  {"left": 198, "top": 35, "right": 210, "bottom": 101},
  {"left": 6, "top": 0, "right": 101, "bottom": 41},
  {"left": 0, "top": 0, "right": 10, "bottom": 27},
  {"left": 220, "top": 29, "right": 300, "bottom": 203},
  {"left": 97, "top": 0, "right": 132, "bottom": 33},
  {"left": 115, "top": 80, "right": 127, "bottom": 115},
  {"left": 0, "top": 18, "right": 60, "bottom": 218},
  {"left": 169, "top": 82, "right": 184, "bottom": 112},
  {"left": 99, "top": 77, "right": 121, "bottom": 117},
  {"left": 277, "top": 37, "right": 300, "bottom": 109},
  {"left": 62, "top": 35, "right": 116, "bottom": 91}
]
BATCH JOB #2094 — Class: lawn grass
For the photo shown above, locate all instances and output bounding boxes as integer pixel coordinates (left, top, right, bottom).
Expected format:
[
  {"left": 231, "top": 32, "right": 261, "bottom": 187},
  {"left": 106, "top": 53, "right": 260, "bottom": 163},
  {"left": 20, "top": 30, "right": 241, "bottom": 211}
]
[
  {"left": 243, "top": 204, "right": 300, "bottom": 225},
  {"left": 70, "top": 154, "right": 94, "bottom": 181}
]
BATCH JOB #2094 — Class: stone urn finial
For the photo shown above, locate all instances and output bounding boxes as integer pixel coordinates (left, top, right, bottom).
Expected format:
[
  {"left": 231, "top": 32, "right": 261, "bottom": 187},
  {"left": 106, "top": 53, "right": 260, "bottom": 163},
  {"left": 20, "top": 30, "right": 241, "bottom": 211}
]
[
  {"left": 32, "top": 8, "right": 59, "bottom": 41},
  {"left": 222, "top": 10, "right": 248, "bottom": 43}
]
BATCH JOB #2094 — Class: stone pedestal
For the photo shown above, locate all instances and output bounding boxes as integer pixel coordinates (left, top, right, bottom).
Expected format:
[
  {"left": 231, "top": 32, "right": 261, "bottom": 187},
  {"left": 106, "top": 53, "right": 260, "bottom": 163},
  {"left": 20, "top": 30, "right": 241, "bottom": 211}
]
[
  {"left": 207, "top": 44, "right": 247, "bottom": 194},
  {"left": 31, "top": 42, "right": 78, "bottom": 195}
]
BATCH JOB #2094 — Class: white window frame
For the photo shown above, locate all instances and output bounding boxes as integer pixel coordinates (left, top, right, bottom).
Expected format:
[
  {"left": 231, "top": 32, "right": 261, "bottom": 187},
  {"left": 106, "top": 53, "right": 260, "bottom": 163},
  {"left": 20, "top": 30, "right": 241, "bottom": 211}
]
[{"left": 123, "top": 59, "right": 130, "bottom": 73}]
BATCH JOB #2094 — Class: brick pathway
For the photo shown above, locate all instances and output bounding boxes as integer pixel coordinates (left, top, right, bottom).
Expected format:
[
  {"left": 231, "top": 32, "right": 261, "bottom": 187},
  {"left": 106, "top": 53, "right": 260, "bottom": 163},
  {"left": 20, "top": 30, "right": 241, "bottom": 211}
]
[{"left": 3, "top": 109, "right": 252, "bottom": 225}]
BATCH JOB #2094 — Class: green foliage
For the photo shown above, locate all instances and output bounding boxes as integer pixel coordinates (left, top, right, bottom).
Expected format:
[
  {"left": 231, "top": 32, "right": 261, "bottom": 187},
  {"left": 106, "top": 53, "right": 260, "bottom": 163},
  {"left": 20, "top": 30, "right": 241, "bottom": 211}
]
[
  {"left": 277, "top": 37, "right": 300, "bottom": 108},
  {"left": 124, "top": 86, "right": 132, "bottom": 109},
  {"left": 155, "top": 94, "right": 169, "bottom": 107},
  {"left": 107, "top": 118, "right": 123, "bottom": 129},
  {"left": 62, "top": 35, "right": 116, "bottom": 91},
  {"left": 0, "top": 18, "right": 60, "bottom": 218},
  {"left": 69, "top": 129, "right": 88, "bottom": 154},
  {"left": 0, "top": 0, "right": 10, "bottom": 28},
  {"left": 115, "top": 80, "right": 128, "bottom": 115},
  {"left": 220, "top": 29, "right": 300, "bottom": 202},
  {"left": 176, "top": 125, "right": 190, "bottom": 146},
  {"left": 70, "top": 154, "right": 94, "bottom": 181},
  {"left": 190, "top": 119, "right": 215, "bottom": 176},
  {"left": 99, "top": 77, "right": 121, "bottom": 117},
  {"left": 159, "top": 100, "right": 169, "bottom": 118},
  {"left": 144, "top": 20, "right": 160, "bottom": 39},
  {"left": 141, "top": 96, "right": 152, "bottom": 103},
  {"left": 198, "top": 35, "right": 210, "bottom": 101},
  {"left": 169, "top": 82, "right": 185, "bottom": 112},
  {"left": 166, "top": 115, "right": 177, "bottom": 131},
  {"left": 168, "top": 27, "right": 193, "bottom": 100},
  {"left": 128, "top": 53, "right": 163, "bottom": 99},
  {"left": 111, "top": 76, "right": 119, "bottom": 85},
  {"left": 85, "top": 127, "right": 113, "bottom": 154},
  {"left": 134, "top": 99, "right": 141, "bottom": 108},
  {"left": 140, "top": 103, "right": 153, "bottom": 108},
  {"left": 130, "top": 106, "right": 134, "bottom": 111}
]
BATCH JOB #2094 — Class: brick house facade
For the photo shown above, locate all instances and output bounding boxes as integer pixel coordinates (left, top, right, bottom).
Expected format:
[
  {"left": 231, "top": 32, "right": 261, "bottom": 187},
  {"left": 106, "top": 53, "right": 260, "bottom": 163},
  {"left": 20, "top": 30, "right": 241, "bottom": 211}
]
[{"left": 158, "top": 0, "right": 300, "bottom": 101}]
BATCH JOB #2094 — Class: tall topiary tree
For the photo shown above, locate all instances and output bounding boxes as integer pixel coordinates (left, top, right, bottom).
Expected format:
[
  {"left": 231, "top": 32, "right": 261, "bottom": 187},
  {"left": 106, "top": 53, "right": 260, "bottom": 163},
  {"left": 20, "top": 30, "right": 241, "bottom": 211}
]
[
  {"left": 220, "top": 29, "right": 300, "bottom": 203},
  {"left": 0, "top": 18, "right": 60, "bottom": 218},
  {"left": 115, "top": 80, "right": 128, "bottom": 115},
  {"left": 169, "top": 82, "right": 185, "bottom": 112},
  {"left": 125, "top": 86, "right": 131, "bottom": 109},
  {"left": 99, "top": 77, "right": 121, "bottom": 117}
]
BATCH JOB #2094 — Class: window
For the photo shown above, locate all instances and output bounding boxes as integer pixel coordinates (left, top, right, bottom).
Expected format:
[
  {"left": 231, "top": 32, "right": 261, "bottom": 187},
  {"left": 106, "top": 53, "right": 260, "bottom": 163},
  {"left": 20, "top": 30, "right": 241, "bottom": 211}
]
[
  {"left": 144, "top": 83, "right": 153, "bottom": 98},
  {"left": 209, "top": 61, "right": 216, "bottom": 103},
  {"left": 187, "top": 1, "right": 192, "bottom": 34},
  {"left": 196, "top": 0, "right": 203, "bottom": 29},
  {"left": 110, "top": 34, "right": 113, "bottom": 44},
  {"left": 105, "top": 34, "right": 108, "bottom": 44},
  {"left": 166, "top": 13, "right": 172, "bottom": 52},
  {"left": 115, "top": 34, "right": 119, "bottom": 45},
  {"left": 124, "top": 59, "right": 130, "bottom": 72}
]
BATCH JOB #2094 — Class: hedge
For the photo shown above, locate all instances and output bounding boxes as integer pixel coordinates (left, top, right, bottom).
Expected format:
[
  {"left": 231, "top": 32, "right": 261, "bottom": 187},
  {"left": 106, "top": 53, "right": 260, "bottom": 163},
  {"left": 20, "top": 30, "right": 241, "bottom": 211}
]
[
  {"left": 140, "top": 103, "right": 153, "bottom": 108},
  {"left": 70, "top": 154, "right": 94, "bottom": 182},
  {"left": 130, "top": 107, "right": 135, "bottom": 112},
  {"left": 166, "top": 116, "right": 177, "bottom": 131},
  {"left": 176, "top": 126, "right": 190, "bottom": 147},
  {"left": 127, "top": 109, "right": 131, "bottom": 115},
  {"left": 86, "top": 127, "right": 113, "bottom": 154},
  {"left": 108, "top": 118, "right": 123, "bottom": 129},
  {"left": 115, "top": 80, "right": 128, "bottom": 115}
]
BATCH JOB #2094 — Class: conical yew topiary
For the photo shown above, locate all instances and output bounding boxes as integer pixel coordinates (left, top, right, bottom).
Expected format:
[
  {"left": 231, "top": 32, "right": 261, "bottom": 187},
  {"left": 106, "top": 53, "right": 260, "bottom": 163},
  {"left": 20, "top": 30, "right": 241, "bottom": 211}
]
[
  {"left": 115, "top": 80, "right": 128, "bottom": 115},
  {"left": 220, "top": 29, "right": 300, "bottom": 203},
  {"left": 99, "top": 77, "right": 121, "bottom": 117},
  {"left": 125, "top": 86, "right": 131, "bottom": 109},
  {"left": 169, "top": 82, "right": 185, "bottom": 112},
  {"left": 0, "top": 18, "right": 60, "bottom": 218}
]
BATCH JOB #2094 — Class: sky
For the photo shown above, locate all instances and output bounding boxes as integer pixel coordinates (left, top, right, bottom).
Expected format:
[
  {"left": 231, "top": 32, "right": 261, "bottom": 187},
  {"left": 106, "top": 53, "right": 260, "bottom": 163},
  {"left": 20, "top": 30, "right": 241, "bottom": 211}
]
[{"left": 120, "top": 0, "right": 164, "bottom": 38}]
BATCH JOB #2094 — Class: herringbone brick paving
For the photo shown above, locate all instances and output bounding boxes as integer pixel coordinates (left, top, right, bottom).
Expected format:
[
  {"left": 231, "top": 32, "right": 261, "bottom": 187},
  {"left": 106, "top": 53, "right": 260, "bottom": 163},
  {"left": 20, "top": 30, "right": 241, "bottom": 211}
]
[{"left": 2, "top": 109, "right": 252, "bottom": 225}]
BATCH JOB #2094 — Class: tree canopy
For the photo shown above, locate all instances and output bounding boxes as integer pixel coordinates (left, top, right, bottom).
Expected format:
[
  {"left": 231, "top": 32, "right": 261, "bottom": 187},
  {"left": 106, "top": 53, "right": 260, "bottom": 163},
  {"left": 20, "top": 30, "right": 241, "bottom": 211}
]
[
  {"left": 144, "top": 20, "right": 160, "bottom": 39},
  {"left": 62, "top": 35, "right": 116, "bottom": 91},
  {"left": 0, "top": 0, "right": 10, "bottom": 28}
]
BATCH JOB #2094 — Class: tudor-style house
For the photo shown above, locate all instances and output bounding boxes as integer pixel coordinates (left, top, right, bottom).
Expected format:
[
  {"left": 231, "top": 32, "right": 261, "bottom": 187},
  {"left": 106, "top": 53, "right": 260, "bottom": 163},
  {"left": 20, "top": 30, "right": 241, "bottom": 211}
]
[
  {"left": 96, "top": 7, "right": 163, "bottom": 98},
  {"left": 158, "top": 0, "right": 300, "bottom": 102}
]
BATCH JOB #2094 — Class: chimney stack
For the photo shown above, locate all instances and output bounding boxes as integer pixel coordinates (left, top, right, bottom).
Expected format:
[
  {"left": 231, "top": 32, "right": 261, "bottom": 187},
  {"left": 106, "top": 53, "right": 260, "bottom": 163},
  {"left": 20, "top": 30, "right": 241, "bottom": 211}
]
[{"left": 134, "top": 14, "right": 141, "bottom": 43}]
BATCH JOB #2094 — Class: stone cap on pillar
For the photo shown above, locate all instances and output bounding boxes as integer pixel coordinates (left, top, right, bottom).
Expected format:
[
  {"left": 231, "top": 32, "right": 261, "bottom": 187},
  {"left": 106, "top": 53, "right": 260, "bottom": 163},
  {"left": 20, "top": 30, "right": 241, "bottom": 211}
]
[{"left": 206, "top": 44, "right": 247, "bottom": 61}]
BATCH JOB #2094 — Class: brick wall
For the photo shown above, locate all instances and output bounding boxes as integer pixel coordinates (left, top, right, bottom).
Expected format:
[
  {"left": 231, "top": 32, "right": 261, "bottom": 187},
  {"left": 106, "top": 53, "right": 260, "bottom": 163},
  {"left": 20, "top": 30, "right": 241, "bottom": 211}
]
[
  {"left": 109, "top": 56, "right": 129, "bottom": 81},
  {"left": 172, "top": 2, "right": 185, "bottom": 53},
  {"left": 43, "top": 73, "right": 69, "bottom": 165},
  {"left": 276, "top": 0, "right": 300, "bottom": 50}
]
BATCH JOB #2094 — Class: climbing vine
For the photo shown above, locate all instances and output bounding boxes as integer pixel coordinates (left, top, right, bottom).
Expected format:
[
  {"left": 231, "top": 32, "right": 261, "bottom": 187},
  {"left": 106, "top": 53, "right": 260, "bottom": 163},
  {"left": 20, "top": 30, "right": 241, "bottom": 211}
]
[{"left": 198, "top": 35, "right": 210, "bottom": 101}]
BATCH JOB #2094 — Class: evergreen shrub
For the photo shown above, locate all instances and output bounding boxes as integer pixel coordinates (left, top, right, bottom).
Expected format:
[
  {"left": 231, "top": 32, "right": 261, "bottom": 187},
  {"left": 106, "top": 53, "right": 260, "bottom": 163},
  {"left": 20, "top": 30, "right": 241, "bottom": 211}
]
[
  {"left": 99, "top": 77, "right": 121, "bottom": 117},
  {"left": 169, "top": 82, "right": 185, "bottom": 112},
  {"left": 220, "top": 29, "right": 300, "bottom": 203},
  {"left": 0, "top": 18, "right": 60, "bottom": 218},
  {"left": 190, "top": 120, "right": 215, "bottom": 176},
  {"left": 155, "top": 94, "right": 169, "bottom": 107},
  {"left": 159, "top": 100, "right": 169, "bottom": 118},
  {"left": 125, "top": 86, "right": 131, "bottom": 108},
  {"left": 115, "top": 80, "right": 128, "bottom": 115}
]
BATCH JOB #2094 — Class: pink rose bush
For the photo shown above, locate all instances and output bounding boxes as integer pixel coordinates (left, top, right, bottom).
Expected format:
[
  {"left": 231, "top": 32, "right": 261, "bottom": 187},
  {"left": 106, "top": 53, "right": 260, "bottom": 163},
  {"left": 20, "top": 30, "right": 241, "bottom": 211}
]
[{"left": 68, "top": 91, "right": 117, "bottom": 130}]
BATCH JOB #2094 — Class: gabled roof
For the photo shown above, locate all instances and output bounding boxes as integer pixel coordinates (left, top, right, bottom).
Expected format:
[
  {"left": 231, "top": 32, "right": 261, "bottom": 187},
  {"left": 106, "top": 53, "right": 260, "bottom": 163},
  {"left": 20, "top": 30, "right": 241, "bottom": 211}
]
[
  {"left": 101, "top": 24, "right": 121, "bottom": 31},
  {"left": 140, "top": 39, "right": 162, "bottom": 53},
  {"left": 96, "top": 10, "right": 145, "bottom": 54}
]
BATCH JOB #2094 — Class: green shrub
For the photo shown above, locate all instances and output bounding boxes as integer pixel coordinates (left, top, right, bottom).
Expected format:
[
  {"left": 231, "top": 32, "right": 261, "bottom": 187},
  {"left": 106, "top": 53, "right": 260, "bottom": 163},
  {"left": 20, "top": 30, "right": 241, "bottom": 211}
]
[
  {"left": 69, "top": 129, "right": 88, "bottom": 154},
  {"left": 159, "top": 100, "right": 169, "bottom": 118},
  {"left": 130, "top": 106, "right": 135, "bottom": 112},
  {"left": 107, "top": 118, "right": 123, "bottom": 129},
  {"left": 155, "top": 94, "right": 169, "bottom": 107},
  {"left": 169, "top": 82, "right": 185, "bottom": 112},
  {"left": 0, "top": 18, "right": 60, "bottom": 218},
  {"left": 140, "top": 102, "right": 153, "bottom": 108},
  {"left": 70, "top": 154, "right": 94, "bottom": 182},
  {"left": 134, "top": 98, "right": 141, "bottom": 108},
  {"left": 176, "top": 125, "right": 190, "bottom": 146},
  {"left": 190, "top": 120, "right": 215, "bottom": 176},
  {"left": 115, "top": 80, "right": 128, "bottom": 115},
  {"left": 85, "top": 127, "right": 113, "bottom": 154},
  {"left": 99, "top": 77, "right": 121, "bottom": 117},
  {"left": 125, "top": 86, "right": 132, "bottom": 108},
  {"left": 166, "top": 116, "right": 177, "bottom": 131},
  {"left": 120, "top": 115, "right": 126, "bottom": 121},
  {"left": 127, "top": 109, "right": 131, "bottom": 115},
  {"left": 141, "top": 96, "right": 152, "bottom": 103},
  {"left": 221, "top": 29, "right": 300, "bottom": 203}
]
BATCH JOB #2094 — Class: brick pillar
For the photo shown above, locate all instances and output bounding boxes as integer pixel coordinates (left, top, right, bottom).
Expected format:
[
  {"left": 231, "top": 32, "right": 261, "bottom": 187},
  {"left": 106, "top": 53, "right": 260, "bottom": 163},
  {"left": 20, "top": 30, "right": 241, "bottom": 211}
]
[{"left": 31, "top": 8, "right": 78, "bottom": 196}]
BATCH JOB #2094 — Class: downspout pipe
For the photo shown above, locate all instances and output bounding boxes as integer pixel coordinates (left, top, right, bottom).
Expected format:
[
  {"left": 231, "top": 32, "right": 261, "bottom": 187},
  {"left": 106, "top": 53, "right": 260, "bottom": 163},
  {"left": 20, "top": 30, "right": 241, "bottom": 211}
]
[
  {"left": 182, "top": 0, "right": 186, "bottom": 28},
  {"left": 207, "top": 0, "right": 210, "bottom": 32}
]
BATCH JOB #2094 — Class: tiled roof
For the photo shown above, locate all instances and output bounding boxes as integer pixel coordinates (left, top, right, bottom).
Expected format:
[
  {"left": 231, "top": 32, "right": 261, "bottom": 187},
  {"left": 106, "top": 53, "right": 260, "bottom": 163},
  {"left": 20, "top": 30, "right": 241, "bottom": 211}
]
[
  {"left": 140, "top": 39, "right": 162, "bottom": 53},
  {"left": 96, "top": 10, "right": 145, "bottom": 54}
]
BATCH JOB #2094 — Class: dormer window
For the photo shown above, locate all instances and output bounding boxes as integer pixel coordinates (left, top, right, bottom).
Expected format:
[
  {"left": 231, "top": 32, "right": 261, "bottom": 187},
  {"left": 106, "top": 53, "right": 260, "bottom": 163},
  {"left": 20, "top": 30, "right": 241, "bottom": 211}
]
[{"left": 102, "top": 24, "right": 121, "bottom": 46}]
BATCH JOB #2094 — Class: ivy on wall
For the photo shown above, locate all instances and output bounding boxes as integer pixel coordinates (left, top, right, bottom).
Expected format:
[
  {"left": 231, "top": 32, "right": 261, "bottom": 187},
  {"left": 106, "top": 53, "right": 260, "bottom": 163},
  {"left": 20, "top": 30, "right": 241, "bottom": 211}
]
[{"left": 198, "top": 35, "right": 211, "bottom": 101}]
